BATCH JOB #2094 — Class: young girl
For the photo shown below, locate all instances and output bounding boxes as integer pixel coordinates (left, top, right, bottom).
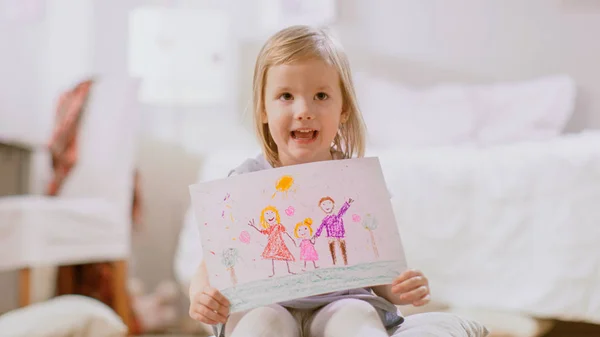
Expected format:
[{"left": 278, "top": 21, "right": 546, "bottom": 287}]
[
  {"left": 248, "top": 206, "right": 296, "bottom": 277},
  {"left": 189, "top": 25, "right": 484, "bottom": 337},
  {"left": 294, "top": 218, "right": 319, "bottom": 270}
]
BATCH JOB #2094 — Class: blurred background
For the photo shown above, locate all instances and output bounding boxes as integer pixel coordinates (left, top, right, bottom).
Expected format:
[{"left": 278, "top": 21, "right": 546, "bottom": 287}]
[{"left": 1, "top": 0, "right": 600, "bottom": 336}]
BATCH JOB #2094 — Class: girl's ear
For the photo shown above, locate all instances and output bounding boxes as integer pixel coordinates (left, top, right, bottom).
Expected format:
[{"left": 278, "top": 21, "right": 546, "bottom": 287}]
[
  {"left": 340, "top": 110, "right": 349, "bottom": 124},
  {"left": 261, "top": 109, "right": 268, "bottom": 124}
]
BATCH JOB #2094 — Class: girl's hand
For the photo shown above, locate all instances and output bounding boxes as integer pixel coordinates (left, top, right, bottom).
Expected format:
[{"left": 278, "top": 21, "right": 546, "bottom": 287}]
[
  {"left": 391, "top": 269, "right": 430, "bottom": 306},
  {"left": 189, "top": 286, "right": 230, "bottom": 325},
  {"left": 248, "top": 219, "right": 255, "bottom": 227}
]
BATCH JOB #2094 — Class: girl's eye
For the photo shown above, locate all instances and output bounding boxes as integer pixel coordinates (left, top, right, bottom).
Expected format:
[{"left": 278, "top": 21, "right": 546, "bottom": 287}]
[
  {"left": 279, "top": 93, "right": 293, "bottom": 101},
  {"left": 315, "top": 92, "right": 329, "bottom": 100}
]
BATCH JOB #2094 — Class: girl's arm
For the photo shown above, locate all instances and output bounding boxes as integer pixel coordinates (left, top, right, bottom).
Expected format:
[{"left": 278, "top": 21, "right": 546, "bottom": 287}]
[{"left": 189, "top": 260, "right": 210, "bottom": 299}]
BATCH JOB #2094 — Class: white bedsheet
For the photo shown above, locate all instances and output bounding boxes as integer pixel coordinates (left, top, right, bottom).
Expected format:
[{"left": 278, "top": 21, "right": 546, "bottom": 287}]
[{"left": 371, "top": 132, "right": 600, "bottom": 324}]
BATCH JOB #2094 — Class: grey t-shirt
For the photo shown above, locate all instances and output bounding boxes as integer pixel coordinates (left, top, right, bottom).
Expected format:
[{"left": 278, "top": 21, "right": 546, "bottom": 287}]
[{"left": 225, "top": 154, "right": 404, "bottom": 328}]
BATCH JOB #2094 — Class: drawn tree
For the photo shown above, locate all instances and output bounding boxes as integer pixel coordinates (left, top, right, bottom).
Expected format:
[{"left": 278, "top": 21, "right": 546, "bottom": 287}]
[
  {"left": 361, "top": 214, "right": 379, "bottom": 258},
  {"left": 221, "top": 248, "right": 240, "bottom": 286}
]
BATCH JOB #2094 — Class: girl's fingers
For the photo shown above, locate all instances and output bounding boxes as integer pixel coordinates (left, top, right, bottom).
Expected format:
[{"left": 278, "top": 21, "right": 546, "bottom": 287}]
[
  {"left": 399, "top": 285, "right": 429, "bottom": 304},
  {"left": 393, "top": 269, "right": 424, "bottom": 286},
  {"left": 190, "top": 305, "right": 225, "bottom": 324},
  {"left": 413, "top": 294, "right": 431, "bottom": 307},
  {"left": 201, "top": 292, "right": 229, "bottom": 319},
  {"left": 392, "top": 275, "right": 427, "bottom": 294},
  {"left": 203, "top": 287, "right": 231, "bottom": 308}
]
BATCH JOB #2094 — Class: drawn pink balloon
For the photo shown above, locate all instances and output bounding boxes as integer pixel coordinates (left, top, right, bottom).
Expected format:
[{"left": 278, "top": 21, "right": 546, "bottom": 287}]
[
  {"left": 239, "top": 230, "right": 251, "bottom": 244},
  {"left": 352, "top": 214, "right": 361, "bottom": 222},
  {"left": 285, "top": 206, "right": 295, "bottom": 216}
]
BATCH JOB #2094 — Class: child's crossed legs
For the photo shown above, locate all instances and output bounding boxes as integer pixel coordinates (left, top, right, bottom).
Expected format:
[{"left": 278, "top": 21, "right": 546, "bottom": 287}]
[
  {"left": 226, "top": 298, "right": 389, "bottom": 337},
  {"left": 226, "top": 298, "right": 478, "bottom": 337}
]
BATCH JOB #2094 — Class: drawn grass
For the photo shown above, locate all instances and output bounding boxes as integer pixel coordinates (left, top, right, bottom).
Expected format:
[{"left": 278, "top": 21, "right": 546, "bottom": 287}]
[{"left": 221, "top": 260, "right": 403, "bottom": 313}]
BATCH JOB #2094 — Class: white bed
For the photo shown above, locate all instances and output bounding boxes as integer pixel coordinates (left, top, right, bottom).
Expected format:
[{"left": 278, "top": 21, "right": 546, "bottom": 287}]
[{"left": 370, "top": 131, "right": 600, "bottom": 324}]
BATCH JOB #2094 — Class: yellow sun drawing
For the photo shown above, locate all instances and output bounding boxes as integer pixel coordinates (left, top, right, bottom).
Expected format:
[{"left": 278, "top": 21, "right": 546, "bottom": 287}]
[{"left": 272, "top": 175, "right": 296, "bottom": 199}]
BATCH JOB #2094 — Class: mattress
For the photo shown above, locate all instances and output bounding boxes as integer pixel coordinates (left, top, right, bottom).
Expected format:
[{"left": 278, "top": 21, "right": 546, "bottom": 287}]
[{"left": 370, "top": 132, "right": 600, "bottom": 324}]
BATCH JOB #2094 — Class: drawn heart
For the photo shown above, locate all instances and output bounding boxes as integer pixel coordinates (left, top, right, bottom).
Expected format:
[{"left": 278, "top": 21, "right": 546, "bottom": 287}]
[
  {"left": 239, "top": 231, "right": 251, "bottom": 244},
  {"left": 285, "top": 206, "right": 295, "bottom": 216},
  {"left": 352, "top": 214, "right": 361, "bottom": 222}
]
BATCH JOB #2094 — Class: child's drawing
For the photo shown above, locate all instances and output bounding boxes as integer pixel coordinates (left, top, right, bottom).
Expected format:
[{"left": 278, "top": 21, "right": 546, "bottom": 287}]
[
  {"left": 220, "top": 192, "right": 236, "bottom": 223},
  {"left": 272, "top": 175, "right": 296, "bottom": 199},
  {"left": 284, "top": 206, "right": 295, "bottom": 216},
  {"left": 294, "top": 218, "right": 319, "bottom": 271},
  {"left": 248, "top": 206, "right": 296, "bottom": 277},
  {"left": 361, "top": 213, "right": 379, "bottom": 258},
  {"left": 239, "top": 230, "right": 251, "bottom": 244},
  {"left": 221, "top": 248, "right": 240, "bottom": 286},
  {"left": 314, "top": 197, "right": 353, "bottom": 266},
  {"left": 189, "top": 157, "right": 408, "bottom": 313}
]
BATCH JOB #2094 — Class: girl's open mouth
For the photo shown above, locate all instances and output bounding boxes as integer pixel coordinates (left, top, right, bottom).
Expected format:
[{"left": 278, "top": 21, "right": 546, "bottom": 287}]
[{"left": 291, "top": 129, "right": 318, "bottom": 140}]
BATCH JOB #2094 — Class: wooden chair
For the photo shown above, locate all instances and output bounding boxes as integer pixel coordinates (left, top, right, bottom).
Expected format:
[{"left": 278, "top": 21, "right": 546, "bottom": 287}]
[{"left": 0, "top": 76, "right": 141, "bottom": 332}]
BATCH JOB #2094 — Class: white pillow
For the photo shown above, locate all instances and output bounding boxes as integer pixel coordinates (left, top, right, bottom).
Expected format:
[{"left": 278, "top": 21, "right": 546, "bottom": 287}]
[
  {"left": 353, "top": 73, "right": 576, "bottom": 148},
  {"left": 474, "top": 75, "right": 576, "bottom": 145},
  {"left": 0, "top": 295, "right": 127, "bottom": 337},
  {"left": 354, "top": 72, "right": 478, "bottom": 149}
]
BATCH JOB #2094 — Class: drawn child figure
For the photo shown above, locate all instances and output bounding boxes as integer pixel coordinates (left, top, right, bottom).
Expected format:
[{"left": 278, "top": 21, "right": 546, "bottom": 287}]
[
  {"left": 248, "top": 206, "right": 296, "bottom": 277},
  {"left": 294, "top": 218, "right": 319, "bottom": 271},
  {"left": 187, "top": 25, "right": 484, "bottom": 337},
  {"left": 314, "top": 196, "right": 353, "bottom": 266}
]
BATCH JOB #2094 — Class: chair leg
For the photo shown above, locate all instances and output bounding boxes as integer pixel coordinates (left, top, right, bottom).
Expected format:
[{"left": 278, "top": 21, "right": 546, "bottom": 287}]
[
  {"left": 18, "top": 268, "right": 31, "bottom": 307},
  {"left": 112, "top": 260, "right": 134, "bottom": 334},
  {"left": 56, "top": 265, "right": 76, "bottom": 296}
]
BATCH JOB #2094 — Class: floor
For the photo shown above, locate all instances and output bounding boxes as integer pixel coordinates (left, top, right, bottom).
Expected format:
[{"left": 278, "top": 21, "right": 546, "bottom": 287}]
[
  {"left": 542, "top": 321, "right": 600, "bottom": 336},
  {"left": 138, "top": 322, "right": 600, "bottom": 337}
]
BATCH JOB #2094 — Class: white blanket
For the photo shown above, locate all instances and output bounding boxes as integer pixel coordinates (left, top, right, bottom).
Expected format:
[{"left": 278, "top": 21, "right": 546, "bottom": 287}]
[{"left": 370, "top": 132, "right": 600, "bottom": 324}]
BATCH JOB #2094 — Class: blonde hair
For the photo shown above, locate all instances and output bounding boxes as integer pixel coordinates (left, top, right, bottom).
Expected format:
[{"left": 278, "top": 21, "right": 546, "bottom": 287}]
[
  {"left": 294, "top": 218, "right": 313, "bottom": 238},
  {"left": 252, "top": 25, "right": 366, "bottom": 167},
  {"left": 259, "top": 205, "right": 281, "bottom": 229}
]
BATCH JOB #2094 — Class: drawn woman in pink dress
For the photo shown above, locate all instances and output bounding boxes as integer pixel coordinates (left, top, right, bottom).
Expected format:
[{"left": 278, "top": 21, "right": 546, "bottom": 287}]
[
  {"left": 294, "top": 218, "right": 319, "bottom": 271},
  {"left": 248, "top": 206, "right": 296, "bottom": 277}
]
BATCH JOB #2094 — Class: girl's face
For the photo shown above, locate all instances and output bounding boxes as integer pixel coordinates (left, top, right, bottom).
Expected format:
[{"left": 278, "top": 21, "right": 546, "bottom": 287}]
[
  {"left": 298, "top": 225, "right": 310, "bottom": 239},
  {"left": 264, "top": 210, "right": 277, "bottom": 225},
  {"left": 263, "top": 58, "right": 347, "bottom": 167}
]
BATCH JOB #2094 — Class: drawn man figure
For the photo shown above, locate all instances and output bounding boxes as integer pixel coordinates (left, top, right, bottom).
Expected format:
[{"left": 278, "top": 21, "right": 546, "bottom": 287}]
[{"left": 314, "top": 197, "right": 354, "bottom": 265}]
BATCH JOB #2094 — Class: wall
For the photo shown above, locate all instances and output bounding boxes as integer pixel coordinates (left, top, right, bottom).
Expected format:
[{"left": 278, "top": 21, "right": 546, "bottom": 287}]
[{"left": 333, "top": 0, "right": 600, "bottom": 132}]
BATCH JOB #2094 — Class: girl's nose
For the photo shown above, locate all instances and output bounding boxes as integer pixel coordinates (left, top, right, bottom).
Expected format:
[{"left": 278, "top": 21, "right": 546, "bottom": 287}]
[{"left": 294, "top": 100, "right": 315, "bottom": 120}]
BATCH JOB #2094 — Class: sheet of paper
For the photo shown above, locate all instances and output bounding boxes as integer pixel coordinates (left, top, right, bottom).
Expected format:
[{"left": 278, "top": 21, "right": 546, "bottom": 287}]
[{"left": 189, "top": 157, "right": 407, "bottom": 313}]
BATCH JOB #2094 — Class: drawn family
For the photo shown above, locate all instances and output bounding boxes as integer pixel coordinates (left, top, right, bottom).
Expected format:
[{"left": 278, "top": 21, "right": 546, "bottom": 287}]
[{"left": 247, "top": 196, "right": 354, "bottom": 277}]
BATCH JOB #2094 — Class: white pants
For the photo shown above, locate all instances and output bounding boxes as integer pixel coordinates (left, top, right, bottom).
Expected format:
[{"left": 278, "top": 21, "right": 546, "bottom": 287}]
[{"left": 225, "top": 299, "right": 483, "bottom": 337}]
